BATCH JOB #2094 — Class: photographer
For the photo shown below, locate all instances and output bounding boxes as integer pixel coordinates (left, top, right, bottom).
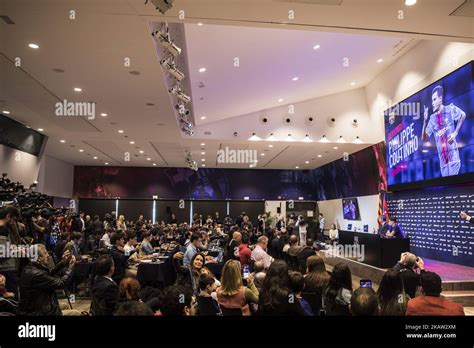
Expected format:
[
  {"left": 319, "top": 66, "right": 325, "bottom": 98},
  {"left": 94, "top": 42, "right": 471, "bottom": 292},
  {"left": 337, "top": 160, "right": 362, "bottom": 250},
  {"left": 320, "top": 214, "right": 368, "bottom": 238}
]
[
  {"left": 392, "top": 252, "right": 425, "bottom": 299},
  {"left": 18, "top": 245, "right": 76, "bottom": 315},
  {"left": 0, "top": 206, "right": 21, "bottom": 298}
]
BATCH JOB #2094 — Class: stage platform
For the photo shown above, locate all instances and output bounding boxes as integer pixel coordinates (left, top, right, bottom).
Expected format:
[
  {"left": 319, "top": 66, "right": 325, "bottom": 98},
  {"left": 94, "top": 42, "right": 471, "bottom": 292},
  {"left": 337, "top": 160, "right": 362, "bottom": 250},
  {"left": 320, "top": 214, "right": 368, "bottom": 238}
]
[{"left": 319, "top": 249, "right": 474, "bottom": 310}]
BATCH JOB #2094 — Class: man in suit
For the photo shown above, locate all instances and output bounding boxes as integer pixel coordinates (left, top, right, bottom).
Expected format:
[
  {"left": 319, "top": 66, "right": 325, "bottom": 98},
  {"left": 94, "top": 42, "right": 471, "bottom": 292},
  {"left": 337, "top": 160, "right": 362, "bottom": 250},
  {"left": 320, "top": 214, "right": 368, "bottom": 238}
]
[
  {"left": 406, "top": 271, "right": 464, "bottom": 316},
  {"left": 90, "top": 255, "right": 119, "bottom": 316},
  {"left": 297, "top": 239, "right": 316, "bottom": 273},
  {"left": 460, "top": 211, "right": 474, "bottom": 224}
]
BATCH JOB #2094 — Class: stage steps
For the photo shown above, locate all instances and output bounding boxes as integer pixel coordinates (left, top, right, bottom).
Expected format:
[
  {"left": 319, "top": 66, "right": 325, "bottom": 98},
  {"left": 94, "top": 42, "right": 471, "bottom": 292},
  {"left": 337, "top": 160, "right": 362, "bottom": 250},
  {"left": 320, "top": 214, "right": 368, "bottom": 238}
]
[{"left": 441, "top": 291, "right": 474, "bottom": 307}]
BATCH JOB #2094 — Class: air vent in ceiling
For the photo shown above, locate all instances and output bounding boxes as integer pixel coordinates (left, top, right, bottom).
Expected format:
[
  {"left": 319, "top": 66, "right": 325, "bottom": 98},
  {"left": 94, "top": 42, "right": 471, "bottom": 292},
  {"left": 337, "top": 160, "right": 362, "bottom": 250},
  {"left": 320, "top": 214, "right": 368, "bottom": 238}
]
[
  {"left": 450, "top": 0, "right": 474, "bottom": 17},
  {"left": 272, "top": 0, "right": 343, "bottom": 4},
  {"left": 0, "top": 16, "right": 15, "bottom": 24}
]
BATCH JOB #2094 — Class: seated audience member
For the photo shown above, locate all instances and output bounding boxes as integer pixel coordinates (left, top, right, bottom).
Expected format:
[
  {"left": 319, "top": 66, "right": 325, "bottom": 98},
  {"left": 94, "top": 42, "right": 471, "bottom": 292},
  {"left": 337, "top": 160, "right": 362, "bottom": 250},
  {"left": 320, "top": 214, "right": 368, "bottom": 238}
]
[
  {"left": 225, "top": 231, "right": 242, "bottom": 262},
  {"left": 251, "top": 236, "right": 274, "bottom": 269},
  {"left": 90, "top": 255, "right": 119, "bottom": 316},
  {"left": 238, "top": 233, "right": 252, "bottom": 268},
  {"left": 392, "top": 252, "right": 425, "bottom": 299},
  {"left": 377, "top": 269, "right": 408, "bottom": 316},
  {"left": 123, "top": 231, "right": 139, "bottom": 261},
  {"left": 350, "top": 287, "right": 379, "bottom": 316},
  {"left": 198, "top": 275, "right": 221, "bottom": 315},
  {"left": 138, "top": 231, "right": 154, "bottom": 256},
  {"left": 100, "top": 228, "right": 113, "bottom": 249},
  {"left": 406, "top": 272, "right": 465, "bottom": 316},
  {"left": 118, "top": 277, "right": 142, "bottom": 303},
  {"left": 63, "top": 231, "right": 82, "bottom": 259},
  {"left": 287, "top": 235, "right": 301, "bottom": 257},
  {"left": 258, "top": 260, "right": 308, "bottom": 316},
  {"left": 325, "top": 263, "right": 353, "bottom": 316},
  {"left": 114, "top": 301, "right": 153, "bottom": 316},
  {"left": 173, "top": 251, "right": 205, "bottom": 293},
  {"left": 252, "top": 260, "right": 266, "bottom": 291},
  {"left": 217, "top": 260, "right": 259, "bottom": 315},
  {"left": 159, "top": 285, "right": 197, "bottom": 316},
  {"left": 297, "top": 239, "right": 316, "bottom": 273},
  {"left": 111, "top": 232, "right": 129, "bottom": 284},
  {"left": 19, "top": 245, "right": 76, "bottom": 315},
  {"left": 183, "top": 232, "right": 202, "bottom": 267},
  {"left": 289, "top": 271, "right": 314, "bottom": 315},
  {"left": 328, "top": 224, "right": 339, "bottom": 243},
  {"left": 304, "top": 255, "right": 330, "bottom": 293}
]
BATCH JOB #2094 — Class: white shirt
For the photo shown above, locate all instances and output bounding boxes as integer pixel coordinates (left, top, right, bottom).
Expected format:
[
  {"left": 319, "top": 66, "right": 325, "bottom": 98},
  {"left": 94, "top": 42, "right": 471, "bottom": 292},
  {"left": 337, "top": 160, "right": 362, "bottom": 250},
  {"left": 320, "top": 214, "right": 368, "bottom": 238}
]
[
  {"left": 101, "top": 233, "right": 112, "bottom": 248},
  {"left": 320, "top": 217, "right": 325, "bottom": 231},
  {"left": 329, "top": 228, "right": 339, "bottom": 240},
  {"left": 251, "top": 244, "right": 273, "bottom": 269}
]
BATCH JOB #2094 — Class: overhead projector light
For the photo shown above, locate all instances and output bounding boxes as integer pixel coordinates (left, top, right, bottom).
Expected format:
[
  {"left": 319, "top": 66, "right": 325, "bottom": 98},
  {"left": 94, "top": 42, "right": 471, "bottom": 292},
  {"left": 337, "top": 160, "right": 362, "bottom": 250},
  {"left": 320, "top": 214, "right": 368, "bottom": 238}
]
[
  {"left": 146, "top": 0, "right": 174, "bottom": 15},
  {"left": 160, "top": 57, "right": 185, "bottom": 81},
  {"left": 169, "top": 85, "right": 191, "bottom": 104},
  {"left": 151, "top": 29, "right": 181, "bottom": 57}
]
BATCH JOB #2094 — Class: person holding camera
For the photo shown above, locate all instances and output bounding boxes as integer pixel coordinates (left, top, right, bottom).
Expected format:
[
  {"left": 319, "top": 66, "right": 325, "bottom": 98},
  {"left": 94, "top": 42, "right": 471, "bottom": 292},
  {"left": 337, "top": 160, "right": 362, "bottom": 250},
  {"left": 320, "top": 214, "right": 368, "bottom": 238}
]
[
  {"left": 19, "top": 245, "right": 76, "bottom": 315},
  {"left": 460, "top": 211, "right": 474, "bottom": 224},
  {"left": 0, "top": 206, "right": 21, "bottom": 298},
  {"left": 392, "top": 252, "right": 425, "bottom": 299}
]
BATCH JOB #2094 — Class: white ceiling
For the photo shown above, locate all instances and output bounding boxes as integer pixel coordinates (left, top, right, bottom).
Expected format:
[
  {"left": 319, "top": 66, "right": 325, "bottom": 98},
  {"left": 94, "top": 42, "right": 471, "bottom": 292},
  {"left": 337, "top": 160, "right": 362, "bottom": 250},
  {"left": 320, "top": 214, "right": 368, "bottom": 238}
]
[{"left": 0, "top": 0, "right": 472, "bottom": 170}]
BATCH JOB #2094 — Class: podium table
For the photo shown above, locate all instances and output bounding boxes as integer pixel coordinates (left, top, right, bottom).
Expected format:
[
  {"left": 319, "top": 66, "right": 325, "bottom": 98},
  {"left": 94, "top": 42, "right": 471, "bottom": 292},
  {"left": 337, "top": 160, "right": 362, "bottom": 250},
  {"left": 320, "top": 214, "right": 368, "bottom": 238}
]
[{"left": 338, "top": 230, "right": 410, "bottom": 268}]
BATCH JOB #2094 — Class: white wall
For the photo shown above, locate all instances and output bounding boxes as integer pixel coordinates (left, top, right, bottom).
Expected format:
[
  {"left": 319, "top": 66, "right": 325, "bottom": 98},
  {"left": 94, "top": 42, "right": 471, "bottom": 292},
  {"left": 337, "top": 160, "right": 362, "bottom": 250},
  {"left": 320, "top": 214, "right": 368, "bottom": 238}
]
[
  {"left": 0, "top": 143, "right": 41, "bottom": 187},
  {"left": 264, "top": 200, "right": 286, "bottom": 228},
  {"left": 317, "top": 194, "right": 379, "bottom": 233},
  {"left": 37, "top": 155, "right": 74, "bottom": 199}
]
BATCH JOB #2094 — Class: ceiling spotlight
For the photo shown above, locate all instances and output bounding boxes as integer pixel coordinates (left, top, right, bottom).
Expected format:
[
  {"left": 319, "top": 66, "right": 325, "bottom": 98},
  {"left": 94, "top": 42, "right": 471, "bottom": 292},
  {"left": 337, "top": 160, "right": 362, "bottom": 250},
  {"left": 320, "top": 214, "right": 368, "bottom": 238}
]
[
  {"left": 202, "top": 164, "right": 206, "bottom": 167},
  {"left": 200, "top": 116, "right": 206, "bottom": 120},
  {"left": 118, "top": 130, "right": 124, "bottom": 133},
  {"left": 37, "top": 128, "right": 44, "bottom": 132},
  {"left": 160, "top": 56, "right": 185, "bottom": 81},
  {"left": 2, "top": 110, "right": 10, "bottom": 114},
  {"left": 130, "top": 141, "right": 135, "bottom": 144},
  {"left": 353, "top": 136, "right": 363, "bottom": 144},
  {"left": 302, "top": 134, "right": 313, "bottom": 143},
  {"left": 147, "top": 158, "right": 151, "bottom": 161},
  {"left": 185, "top": 151, "right": 198, "bottom": 171},
  {"left": 260, "top": 153, "right": 265, "bottom": 156},
  {"left": 278, "top": 98, "right": 284, "bottom": 102},
  {"left": 199, "top": 68, "right": 206, "bottom": 73},
  {"left": 377, "top": 58, "right": 383, "bottom": 63},
  {"left": 305, "top": 161, "right": 310, "bottom": 164},
  {"left": 201, "top": 158, "right": 206, "bottom": 162},
  {"left": 405, "top": 0, "right": 417, "bottom": 5},
  {"left": 268, "top": 144, "right": 273, "bottom": 148},
  {"left": 139, "top": 150, "right": 144, "bottom": 154},
  {"left": 333, "top": 146, "right": 338, "bottom": 150},
  {"left": 197, "top": 22, "right": 203, "bottom": 26},
  {"left": 60, "top": 140, "right": 66, "bottom": 143},
  {"left": 285, "top": 134, "right": 293, "bottom": 142},
  {"left": 151, "top": 26, "right": 181, "bottom": 57},
  {"left": 266, "top": 133, "right": 277, "bottom": 141},
  {"left": 153, "top": 163, "right": 157, "bottom": 166},
  {"left": 79, "top": 149, "right": 84, "bottom": 152},
  {"left": 292, "top": 77, "right": 299, "bottom": 81},
  {"left": 104, "top": 162, "right": 109, "bottom": 165},
  {"left": 74, "top": 87, "right": 82, "bottom": 92},
  {"left": 93, "top": 156, "right": 98, "bottom": 160},
  {"left": 169, "top": 84, "right": 191, "bottom": 104},
  {"left": 313, "top": 44, "right": 320, "bottom": 50},
  {"left": 317, "top": 155, "right": 322, "bottom": 158},
  {"left": 147, "top": 0, "right": 174, "bottom": 14},
  {"left": 100, "top": 113, "right": 107, "bottom": 117},
  {"left": 248, "top": 133, "right": 262, "bottom": 141},
  {"left": 201, "top": 152, "right": 205, "bottom": 155},
  {"left": 295, "top": 166, "right": 299, "bottom": 169},
  {"left": 28, "top": 43, "right": 40, "bottom": 49},
  {"left": 337, "top": 136, "right": 346, "bottom": 143},
  {"left": 319, "top": 135, "right": 329, "bottom": 143},
  {"left": 350, "top": 82, "right": 356, "bottom": 86}
]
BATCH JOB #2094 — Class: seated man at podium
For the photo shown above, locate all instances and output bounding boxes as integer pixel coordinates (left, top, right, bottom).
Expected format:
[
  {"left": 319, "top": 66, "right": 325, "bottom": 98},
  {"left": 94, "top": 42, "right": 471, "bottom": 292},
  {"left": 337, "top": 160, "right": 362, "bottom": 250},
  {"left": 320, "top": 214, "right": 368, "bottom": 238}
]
[{"left": 384, "top": 218, "right": 405, "bottom": 239}]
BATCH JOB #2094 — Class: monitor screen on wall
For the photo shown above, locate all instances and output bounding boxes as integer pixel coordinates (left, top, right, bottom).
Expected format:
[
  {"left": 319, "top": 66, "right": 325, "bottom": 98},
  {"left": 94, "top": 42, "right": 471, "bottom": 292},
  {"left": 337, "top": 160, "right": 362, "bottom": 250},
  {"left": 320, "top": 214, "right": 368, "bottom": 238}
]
[
  {"left": 342, "top": 198, "right": 360, "bottom": 220},
  {"left": 384, "top": 61, "right": 474, "bottom": 190},
  {"left": 0, "top": 114, "right": 47, "bottom": 157}
]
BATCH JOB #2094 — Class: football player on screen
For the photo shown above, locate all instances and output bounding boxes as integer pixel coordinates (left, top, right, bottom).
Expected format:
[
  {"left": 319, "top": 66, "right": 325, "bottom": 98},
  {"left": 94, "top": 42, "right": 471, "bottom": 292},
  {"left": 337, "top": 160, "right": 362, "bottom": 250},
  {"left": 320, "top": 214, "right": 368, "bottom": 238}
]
[{"left": 422, "top": 85, "right": 466, "bottom": 177}]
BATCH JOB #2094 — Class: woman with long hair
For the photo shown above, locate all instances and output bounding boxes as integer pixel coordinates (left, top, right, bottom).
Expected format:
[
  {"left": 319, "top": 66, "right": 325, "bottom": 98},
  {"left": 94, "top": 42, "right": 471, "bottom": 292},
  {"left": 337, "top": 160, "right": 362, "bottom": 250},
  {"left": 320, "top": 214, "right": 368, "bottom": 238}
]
[
  {"left": 116, "top": 215, "right": 127, "bottom": 232},
  {"left": 258, "top": 260, "right": 308, "bottom": 316},
  {"left": 216, "top": 259, "right": 258, "bottom": 315},
  {"left": 377, "top": 269, "right": 408, "bottom": 315},
  {"left": 304, "top": 255, "right": 330, "bottom": 293},
  {"left": 324, "top": 262, "right": 353, "bottom": 316}
]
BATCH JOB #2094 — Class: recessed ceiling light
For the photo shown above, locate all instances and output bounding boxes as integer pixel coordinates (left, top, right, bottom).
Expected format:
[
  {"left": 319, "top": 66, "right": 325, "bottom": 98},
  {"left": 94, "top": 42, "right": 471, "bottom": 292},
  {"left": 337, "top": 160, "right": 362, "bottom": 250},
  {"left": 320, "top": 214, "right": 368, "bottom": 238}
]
[
  {"left": 100, "top": 113, "right": 107, "bottom": 117},
  {"left": 268, "top": 144, "right": 273, "bottom": 148},
  {"left": 199, "top": 68, "right": 206, "bottom": 73},
  {"left": 60, "top": 140, "right": 66, "bottom": 143},
  {"left": 200, "top": 143, "right": 205, "bottom": 146},
  {"left": 377, "top": 58, "right": 383, "bottom": 63},
  {"left": 317, "top": 155, "right": 322, "bottom": 158},
  {"left": 313, "top": 44, "right": 320, "bottom": 50},
  {"left": 266, "top": 134, "right": 277, "bottom": 141},
  {"left": 104, "top": 162, "right": 109, "bottom": 165},
  {"left": 201, "top": 152, "right": 205, "bottom": 155},
  {"left": 93, "top": 156, "right": 98, "bottom": 160},
  {"left": 333, "top": 146, "right": 338, "bottom": 150},
  {"left": 139, "top": 150, "right": 144, "bottom": 154},
  {"left": 292, "top": 77, "right": 299, "bottom": 81},
  {"left": 295, "top": 166, "right": 299, "bottom": 169},
  {"left": 200, "top": 116, "right": 206, "bottom": 120},
  {"left": 197, "top": 22, "right": 203, "bottom": 26},
  {"left": 79, "top": 149, "right": 84, "bottom": 152},
  {"left": 37, "top": 128, "right": 44, "bottom": 132},
  {"left": 202, "top": 164, "right": 206, "bottom": 167},
  {"left": 278, "top": 98, "right": 284, "bottom": 102},
  {"left": 422, "top": 149, "right": 428, "bottom": 153},
  {"left": 2, "top": 110, "right": 10, "bottom": 114},
  {"left": 260, "top": 153, "right": 265, "bottom": 156},
  {"left": 153, "top": 163, "right": 157, "bottom": 166},
  {"left": 350, "top": 82, "right": 356, "bottom": 86},
  {"left": 201, "top": 158, "right": 206, "bottom": 162},
  {"left": 28, "top": 43, "right": 39, "bottom": 49},
  {"left": 319, "top": 135, "right": 330, "bottom": 143},
  {"left": 302, "top": 134, "right": 313, "bottom": 143},
  {"left": 249, "top": 133, "right": 262, "bottom": 141},
  {"left": 73, "top": 87, "right": 82, "bottom": 92},
  {"left": 405, "top": 0, "right": 416, "bottom": 5},
  {"left": 130, "top": 141, "right": 135, "bottom": 144},
  {"left": 305, "top": 161, "right": 309, "bottom": 164},
  {"left": 147, "top": 158, "right": 151, "bottom": 161},
  {"left": 118, "top": 130, "right": 124, "bottom": 133}
]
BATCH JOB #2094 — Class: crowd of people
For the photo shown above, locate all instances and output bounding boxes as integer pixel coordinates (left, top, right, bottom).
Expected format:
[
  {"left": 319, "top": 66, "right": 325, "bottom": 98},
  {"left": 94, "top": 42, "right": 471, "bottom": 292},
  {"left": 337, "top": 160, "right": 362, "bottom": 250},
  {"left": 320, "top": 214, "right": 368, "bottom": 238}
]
[{"left": 0, "top": 205, "right": 467, "bottom": 316}]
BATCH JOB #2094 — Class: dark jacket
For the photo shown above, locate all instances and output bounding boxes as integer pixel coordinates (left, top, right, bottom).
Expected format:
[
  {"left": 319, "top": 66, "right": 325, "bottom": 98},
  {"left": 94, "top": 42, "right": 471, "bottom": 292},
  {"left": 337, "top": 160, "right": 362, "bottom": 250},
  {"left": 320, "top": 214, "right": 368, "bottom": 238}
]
[
  {"left": 392, "top": 262, "right": 423, "bottom": 299},
  {"left": 18, "top": 260, "right": 73, "bottom": 315},
  {"left": 111, "top": 247, "right": 128, "bottom": 285},
  {"left": 297, "top": 246, "right": 316, "bottom": 272},
  {"left": 90, "top": 276, "right": 119, "bottom": 315}
]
